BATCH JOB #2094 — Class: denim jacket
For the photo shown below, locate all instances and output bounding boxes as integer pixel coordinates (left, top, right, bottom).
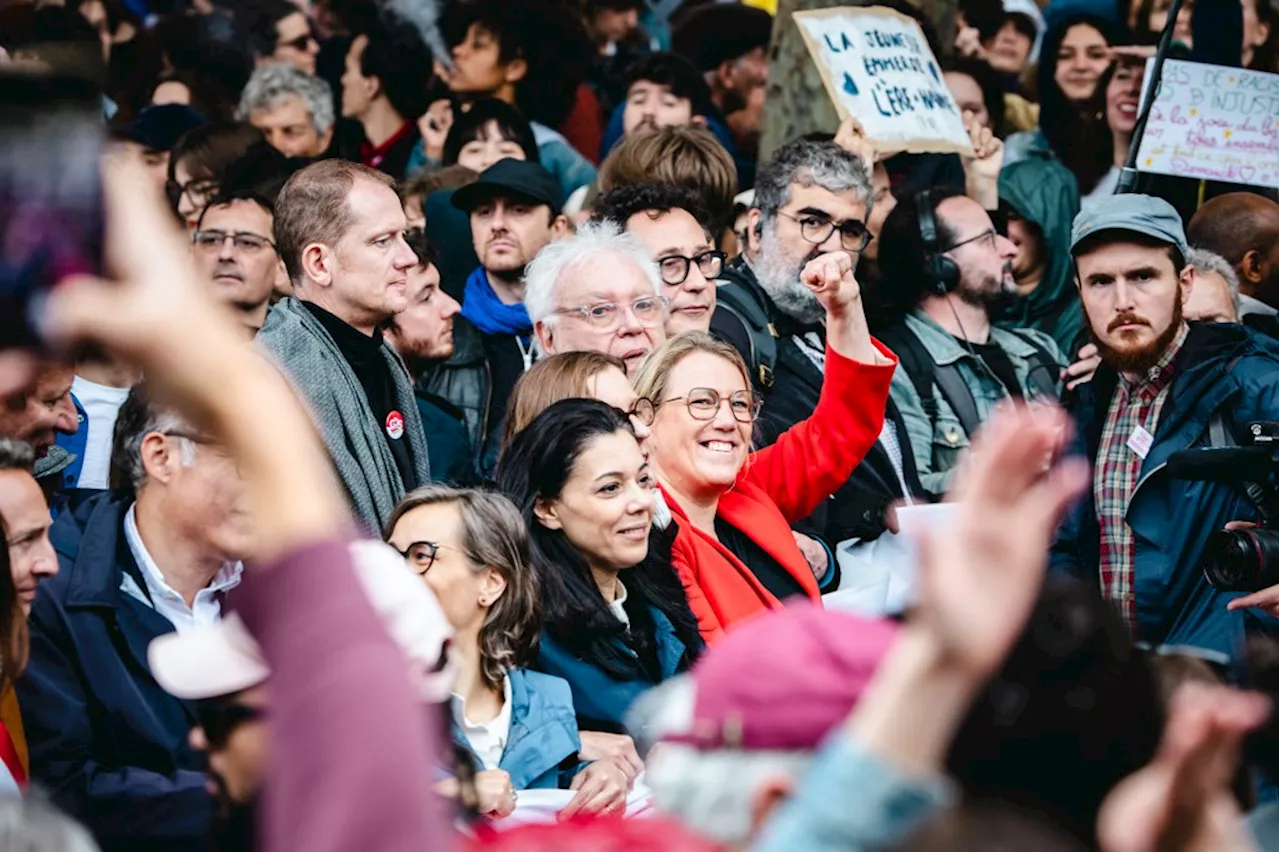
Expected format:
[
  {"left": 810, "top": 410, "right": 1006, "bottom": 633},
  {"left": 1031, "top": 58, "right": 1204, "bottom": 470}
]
[
  {"left": 887, "top": 310, "right": 1063, "bottom": 496},
  {"left": 451, "top": 668, "right": 585, "bottom": 790}
]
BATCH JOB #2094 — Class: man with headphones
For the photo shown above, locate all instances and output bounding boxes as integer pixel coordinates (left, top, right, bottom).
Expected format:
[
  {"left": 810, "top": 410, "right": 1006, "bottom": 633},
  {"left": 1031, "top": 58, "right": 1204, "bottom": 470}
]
[{"left": 875, "top": 186, "right": 1065, "bottom": 497}]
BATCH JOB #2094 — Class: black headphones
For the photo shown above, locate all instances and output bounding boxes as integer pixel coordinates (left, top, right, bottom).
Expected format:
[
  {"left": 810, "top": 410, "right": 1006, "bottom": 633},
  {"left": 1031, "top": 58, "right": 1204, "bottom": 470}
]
[{"left": 916, "top": 189, "right": 960, "bottom": 295}]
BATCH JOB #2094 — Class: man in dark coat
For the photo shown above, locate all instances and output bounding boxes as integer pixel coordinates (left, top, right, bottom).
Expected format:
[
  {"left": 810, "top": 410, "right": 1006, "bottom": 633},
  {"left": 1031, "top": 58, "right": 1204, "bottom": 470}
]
[
  {"left": 1051, "top": 195, "right": 1279, "bottom": 659},
  {"left": 17, "top": 387, "right": 252, "bottom": 851}
]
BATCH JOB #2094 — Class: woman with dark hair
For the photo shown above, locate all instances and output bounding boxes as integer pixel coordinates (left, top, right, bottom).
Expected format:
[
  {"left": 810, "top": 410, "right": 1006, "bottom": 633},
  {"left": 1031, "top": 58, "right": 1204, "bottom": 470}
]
[
  {"left": 942, "top": 57, "right": 1008, "bottom": 137},
  {"left": 385, "top": 485, "right": 629, "bottom": 818},
  {"left": 166, "top": 121, "right": 265, "bottom": 229},
  {"left": 1005, "top": 15, "right": 1119, "bottom": 165},
  {"left": 496, "top": 399, "right": 702, "bottom": 734},
  {"left": 442, "top": 97, "right": 540, "bottom": 173},
  {"left": 1064, "top": 59, "right": 1145, "bottom": 206},
  {"left": 1243, "top": 0, "right": 1277, "bottom": 72}
]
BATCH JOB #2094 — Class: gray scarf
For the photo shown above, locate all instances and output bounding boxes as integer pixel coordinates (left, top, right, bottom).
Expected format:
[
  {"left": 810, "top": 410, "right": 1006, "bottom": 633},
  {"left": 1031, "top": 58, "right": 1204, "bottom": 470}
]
[{"left": 257, "top": 297, "right": 430, "bottom": 533}]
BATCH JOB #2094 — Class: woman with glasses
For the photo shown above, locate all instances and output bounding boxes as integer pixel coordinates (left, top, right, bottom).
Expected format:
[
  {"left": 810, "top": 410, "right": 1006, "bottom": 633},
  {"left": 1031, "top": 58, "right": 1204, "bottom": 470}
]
[
  {"left": 501, "top": 351, "right": 655, "bottom": 458},
  {"left": 384, "top": 485, "right": 630, "bottom": 819},
  {"left": 496, "top": 400, "right": 703, "bottom": 735},
  {"left": 633, "top": 250, "right": 896, "bottom": 640}
]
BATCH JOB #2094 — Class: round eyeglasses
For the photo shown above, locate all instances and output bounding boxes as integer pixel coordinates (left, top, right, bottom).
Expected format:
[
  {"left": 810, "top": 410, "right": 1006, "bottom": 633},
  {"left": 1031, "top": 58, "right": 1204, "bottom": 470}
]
[{"left": 661, "top": 388, "right": 762, "bottom": 423}]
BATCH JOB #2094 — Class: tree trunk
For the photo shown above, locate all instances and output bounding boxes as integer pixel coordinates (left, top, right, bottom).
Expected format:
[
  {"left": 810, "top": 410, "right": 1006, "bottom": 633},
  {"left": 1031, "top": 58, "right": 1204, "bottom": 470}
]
[{"left": 760, "top": 0, "right": 959, "bottom": 164}]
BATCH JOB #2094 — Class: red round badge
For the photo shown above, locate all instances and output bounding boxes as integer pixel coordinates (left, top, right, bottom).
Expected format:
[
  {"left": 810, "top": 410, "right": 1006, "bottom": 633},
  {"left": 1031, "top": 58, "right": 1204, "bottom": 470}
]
[{"left": 385, "top": 410, "right": 405, "bottom": 440}]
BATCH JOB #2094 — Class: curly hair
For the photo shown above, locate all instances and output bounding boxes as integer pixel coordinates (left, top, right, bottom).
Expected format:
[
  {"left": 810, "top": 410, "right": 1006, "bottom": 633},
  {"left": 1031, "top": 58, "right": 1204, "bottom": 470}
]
[{"left": 591, "top": 182, "right": 713, "bottom": 235}]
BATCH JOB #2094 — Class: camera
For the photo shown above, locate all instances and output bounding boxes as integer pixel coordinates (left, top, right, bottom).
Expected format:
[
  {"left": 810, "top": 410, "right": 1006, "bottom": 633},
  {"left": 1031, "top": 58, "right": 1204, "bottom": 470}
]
[{"left": 1169, "top": 421, "right": 1278, "bottom": 593}]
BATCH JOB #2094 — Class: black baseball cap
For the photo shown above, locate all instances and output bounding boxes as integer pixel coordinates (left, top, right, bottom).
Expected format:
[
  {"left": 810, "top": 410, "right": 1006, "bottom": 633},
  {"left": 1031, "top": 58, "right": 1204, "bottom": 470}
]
[
  {"left": 451, "top": 159, "right": 562, "bottom": 215},
  {"left": 114, "top": 104, "right": 207, "bottom": 153}
]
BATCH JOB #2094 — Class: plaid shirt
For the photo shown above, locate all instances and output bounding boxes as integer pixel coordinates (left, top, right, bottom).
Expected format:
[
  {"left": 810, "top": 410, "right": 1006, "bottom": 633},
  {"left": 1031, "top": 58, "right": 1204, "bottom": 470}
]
[{"left": 1093, "top": 323, "right": 1189, "bottom": 633}]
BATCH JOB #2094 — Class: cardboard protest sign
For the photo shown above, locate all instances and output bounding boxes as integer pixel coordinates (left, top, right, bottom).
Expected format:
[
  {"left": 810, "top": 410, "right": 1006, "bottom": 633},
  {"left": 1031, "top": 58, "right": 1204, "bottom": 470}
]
[
  {"left": 793, "top": 6, "right": 973, "bottom": 156},
  {"left": 1136, "top": 58, "right": 1279, "bottom": 188}
]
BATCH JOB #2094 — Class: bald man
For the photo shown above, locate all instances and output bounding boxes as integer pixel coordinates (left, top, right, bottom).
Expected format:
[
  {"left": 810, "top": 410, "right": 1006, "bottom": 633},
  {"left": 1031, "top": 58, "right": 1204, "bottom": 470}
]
[{"left": 1187, "top": 193, "right": 1279, "bottom": 312}]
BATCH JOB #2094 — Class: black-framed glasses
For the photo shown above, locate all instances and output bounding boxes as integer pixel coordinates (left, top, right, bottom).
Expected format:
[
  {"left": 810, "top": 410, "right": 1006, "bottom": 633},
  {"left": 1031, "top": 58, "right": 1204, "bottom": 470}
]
[
  {"left": 627, "top": 397, "right": 656, "bottom": 426},
  {"left": 942, "top": 230, "right": 997, "bottom": 253},
  {"left": 195, "top": 697, "right": 266, "bottom": 751},
  {"left": 394, "top": 540, "right": 472, "bottom": 575},
  {"left": 661, "top": 388, "right": 761, "bottom": 423},
  {"left": 777, "top": 210, "right": 871, "bottom": 252},
  {"left": 553, "top": 295, "right": 668, "bottom": 331},
  {"left": 166, "top": 178, "right": 217, "bottom": 209},
  {"left": 276, "top": 32, "right": 317, "bottom": 52},
  {"left": 656, "top": 250, "right": 727, "bottom": 286},
  {"left": 193, "top": 229, "right": 276, "bottom": 254}
]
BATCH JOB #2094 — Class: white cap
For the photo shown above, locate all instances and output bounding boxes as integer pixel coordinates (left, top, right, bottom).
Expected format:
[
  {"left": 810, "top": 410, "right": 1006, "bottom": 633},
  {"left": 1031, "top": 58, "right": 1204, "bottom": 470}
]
[{"left": 149, "top": 539, "right": 456, "bottom": 703}]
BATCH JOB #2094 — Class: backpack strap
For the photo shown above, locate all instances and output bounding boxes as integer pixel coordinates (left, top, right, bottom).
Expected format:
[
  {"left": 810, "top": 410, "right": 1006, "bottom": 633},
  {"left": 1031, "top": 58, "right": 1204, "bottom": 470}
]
[
  {"left": 716, "top": 282, "right": 777, "bottom": 392},
  {"left": 878, "top": 324, "right": 981, "bottom": 436},
  {"left": 1005, "top": 327, "right": 1062, "bottom": 400},
  {"left": 932, "top": 363, "right": 982, "bottom": 437}
]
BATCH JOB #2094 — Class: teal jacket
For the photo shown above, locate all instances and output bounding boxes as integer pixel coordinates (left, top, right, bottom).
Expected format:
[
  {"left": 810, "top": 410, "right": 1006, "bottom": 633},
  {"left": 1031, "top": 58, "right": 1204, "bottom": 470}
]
[
  {"left": 998, "top": 155, "right": 1086, "bottom": 355},
  {"left": 450, "top": 668, "right": 584, "bottom": 790},
  {"left": 887, "top": 311, "right": 1064, "bottom": 496}
]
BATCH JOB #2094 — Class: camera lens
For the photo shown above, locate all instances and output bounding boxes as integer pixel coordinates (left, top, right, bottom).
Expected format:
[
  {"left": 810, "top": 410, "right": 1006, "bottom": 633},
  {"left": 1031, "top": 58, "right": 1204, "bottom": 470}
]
[{"left": 1203, "top": 528, "right": 1280, "bottom": 592}]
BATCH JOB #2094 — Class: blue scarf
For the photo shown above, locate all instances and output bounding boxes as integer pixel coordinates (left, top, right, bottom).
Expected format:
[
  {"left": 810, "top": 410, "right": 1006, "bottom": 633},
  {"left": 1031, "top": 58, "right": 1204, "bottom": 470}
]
[{"left": 460, "top": 267, "right": 533, "bottom": 338}]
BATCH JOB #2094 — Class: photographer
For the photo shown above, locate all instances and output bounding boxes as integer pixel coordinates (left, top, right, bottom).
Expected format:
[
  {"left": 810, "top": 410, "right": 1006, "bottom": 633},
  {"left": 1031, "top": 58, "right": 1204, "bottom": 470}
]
[{"left": 1050, "top": 195, "right": 1279, "bottom": 661}]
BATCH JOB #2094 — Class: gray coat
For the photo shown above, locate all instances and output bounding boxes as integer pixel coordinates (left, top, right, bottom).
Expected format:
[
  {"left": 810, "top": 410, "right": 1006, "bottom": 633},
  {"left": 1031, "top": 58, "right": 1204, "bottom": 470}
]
[{"left": 257, "top": 297, "right": 430, "bottom": 533}]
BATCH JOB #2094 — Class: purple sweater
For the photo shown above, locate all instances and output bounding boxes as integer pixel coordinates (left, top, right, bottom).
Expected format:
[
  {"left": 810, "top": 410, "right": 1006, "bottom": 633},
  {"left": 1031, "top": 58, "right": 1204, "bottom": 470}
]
[{"left": 235, "top": 538, "right": 452, "bottom": 852}]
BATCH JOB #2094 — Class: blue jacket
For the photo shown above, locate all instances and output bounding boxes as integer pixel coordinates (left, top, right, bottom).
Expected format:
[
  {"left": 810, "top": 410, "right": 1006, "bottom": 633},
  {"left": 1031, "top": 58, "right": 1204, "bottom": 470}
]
[
  {"left": 534, "top": 604, "right": 689, "bottom": 732},
  {"left": 1050, "top": 323, "right": 1280, "bottom": 658},
  {"left": 451, "top": 668, "right": 584, "bottom": 790},
  {"left": 16, "top": 492, "right": 212, "bottom": 851}
]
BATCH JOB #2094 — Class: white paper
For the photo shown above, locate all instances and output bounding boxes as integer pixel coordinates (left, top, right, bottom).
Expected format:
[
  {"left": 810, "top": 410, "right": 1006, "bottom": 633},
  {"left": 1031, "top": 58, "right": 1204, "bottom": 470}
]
[
  {"left": 824, "top": 504, "right": 956, "bottom": 617},
  {"left": 793, "top": 6, "right": 974, "bottom": 155},
  {"left": 1136, "top": 58, "right": 1279, "bottom": 188}
]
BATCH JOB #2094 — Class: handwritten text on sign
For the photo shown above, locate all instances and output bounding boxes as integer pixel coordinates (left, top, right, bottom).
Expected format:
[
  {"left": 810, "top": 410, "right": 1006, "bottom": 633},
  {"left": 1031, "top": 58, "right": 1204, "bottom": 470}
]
[
  {"left": 1137, "top": 58, "right": 1278, "bottom": 188},
  {"left": 794, "top": 7, "right": 973, "bottom": 156}
]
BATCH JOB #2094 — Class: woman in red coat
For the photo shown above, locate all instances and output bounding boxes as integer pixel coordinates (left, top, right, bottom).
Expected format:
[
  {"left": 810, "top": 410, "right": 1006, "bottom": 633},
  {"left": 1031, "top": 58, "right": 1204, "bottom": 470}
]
[{"left": 632, "top": 252, "right": 896, "bottom": 641}]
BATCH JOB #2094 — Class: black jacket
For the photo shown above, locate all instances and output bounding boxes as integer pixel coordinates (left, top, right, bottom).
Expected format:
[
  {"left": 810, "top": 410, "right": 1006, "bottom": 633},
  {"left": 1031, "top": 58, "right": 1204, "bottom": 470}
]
[
  {"left": 418, "top": 317, "right": 502, "bottom": 479},
  {"left": 711, "top": 258, "right": 929, "bottom": 543}
]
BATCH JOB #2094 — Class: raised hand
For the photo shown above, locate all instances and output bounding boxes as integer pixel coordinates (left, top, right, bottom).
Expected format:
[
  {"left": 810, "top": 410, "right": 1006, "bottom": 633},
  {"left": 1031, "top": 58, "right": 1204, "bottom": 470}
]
[
  {"left": 961, "top": 110, "right": 1004, "bottom": 209},
  {"left": 800, "top": 250, "right": 862, "bottom": 318},
  {"left": 1097, "top": 682, "right": 1269, "bottom": 852},
  {"left": 833, "top": 117, "right": 876, "bottom": 181},
  {"left": 418, "top": 98, "right": 454, "bottom": 163},
  {"left": 918, "top": 404, "right": 1090, "bottom": 680}
]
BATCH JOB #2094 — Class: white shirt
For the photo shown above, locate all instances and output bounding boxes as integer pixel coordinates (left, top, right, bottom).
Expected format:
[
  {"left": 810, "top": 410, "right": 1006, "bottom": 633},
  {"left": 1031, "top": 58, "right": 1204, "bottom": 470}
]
[
  {"left": 121, "top": 504, "right": 243, "bottom": 633},
  {"left": 451, "top": 673, "right": 513, "bottom": 771},
  {"left": 608, "top": 580, "right": 630, "bottom": 628},
  {"left": 71, "top": 376, "right": 130, "bottom": 490}
]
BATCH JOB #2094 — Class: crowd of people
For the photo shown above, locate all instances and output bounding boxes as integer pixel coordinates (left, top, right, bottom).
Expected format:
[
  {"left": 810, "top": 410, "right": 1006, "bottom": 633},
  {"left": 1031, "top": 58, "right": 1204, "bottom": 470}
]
[{"left": 0, "top": 0, "right": 1278, "bottom": 849}]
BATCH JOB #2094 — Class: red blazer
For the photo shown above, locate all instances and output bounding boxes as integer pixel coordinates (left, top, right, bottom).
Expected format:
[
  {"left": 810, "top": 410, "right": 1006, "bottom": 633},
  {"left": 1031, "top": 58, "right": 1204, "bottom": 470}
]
[{"left": 665, "top": 342, "right": 897, "bottom": 642}]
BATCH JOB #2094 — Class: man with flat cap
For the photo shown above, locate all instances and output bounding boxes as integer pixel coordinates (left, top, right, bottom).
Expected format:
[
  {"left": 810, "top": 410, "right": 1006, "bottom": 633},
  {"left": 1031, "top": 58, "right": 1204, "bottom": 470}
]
[
  {"left": 418, "top": 159, "right": 570, "bottom": 476},
  {"left": 1051, "top": 194, "right": 1279, "bottom": 660}
]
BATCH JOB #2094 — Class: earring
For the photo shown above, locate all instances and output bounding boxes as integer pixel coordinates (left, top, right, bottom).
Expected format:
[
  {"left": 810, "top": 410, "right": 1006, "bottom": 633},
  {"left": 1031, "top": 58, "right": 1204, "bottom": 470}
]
[{"left": 479, "top": 597, "right": 490, "bottom": 606}]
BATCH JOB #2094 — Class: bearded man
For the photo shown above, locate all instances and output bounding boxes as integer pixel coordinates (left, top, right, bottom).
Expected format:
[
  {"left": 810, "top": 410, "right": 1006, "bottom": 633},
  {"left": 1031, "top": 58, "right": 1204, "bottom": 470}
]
[{"left": 1050, "top": 194, "right": 1279, "bottom": 660}]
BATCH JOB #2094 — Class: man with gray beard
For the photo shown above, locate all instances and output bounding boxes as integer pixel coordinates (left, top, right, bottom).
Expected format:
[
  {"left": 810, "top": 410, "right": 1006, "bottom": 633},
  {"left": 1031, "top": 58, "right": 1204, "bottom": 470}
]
[
  {"left": 874, "top": 186, "right": 1064, "bottom": 497},
  {"left": 709, "top": 137, "right": 929, "bottom": 560}
]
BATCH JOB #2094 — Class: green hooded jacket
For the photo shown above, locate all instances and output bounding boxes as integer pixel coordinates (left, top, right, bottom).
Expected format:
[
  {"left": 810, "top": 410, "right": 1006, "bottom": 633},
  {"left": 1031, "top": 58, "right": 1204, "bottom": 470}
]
[{"left": 998, "top": 154, "right": 1085, "bottom": 356}]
